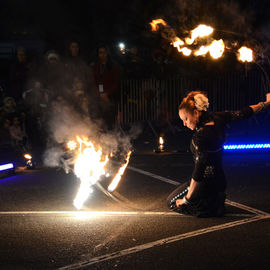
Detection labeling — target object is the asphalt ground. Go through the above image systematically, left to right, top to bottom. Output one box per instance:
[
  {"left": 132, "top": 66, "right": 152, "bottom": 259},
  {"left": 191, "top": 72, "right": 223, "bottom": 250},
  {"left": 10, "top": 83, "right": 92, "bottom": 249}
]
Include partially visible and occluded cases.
[{"left": 0, "top": 145, "right": 269, "bottom": 269}]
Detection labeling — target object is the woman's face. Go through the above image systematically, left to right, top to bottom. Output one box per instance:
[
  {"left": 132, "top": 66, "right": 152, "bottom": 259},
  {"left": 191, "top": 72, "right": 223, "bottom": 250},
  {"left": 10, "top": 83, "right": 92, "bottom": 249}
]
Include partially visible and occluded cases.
[
  {"left": 70, "top": 42, "right": 79, "bottom": 57},
  {"left": 98, "top": 47, "right": 107, "bottom": 63},
  {"left": 179, "top": 109, "right": 200, "bottom": 130}
]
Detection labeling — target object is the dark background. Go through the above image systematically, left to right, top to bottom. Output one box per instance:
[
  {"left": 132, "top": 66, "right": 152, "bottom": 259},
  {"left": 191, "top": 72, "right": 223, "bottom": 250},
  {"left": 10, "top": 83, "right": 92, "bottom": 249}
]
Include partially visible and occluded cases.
[{"left": 1, "top": 0, "right": 270, "bottom": 56}]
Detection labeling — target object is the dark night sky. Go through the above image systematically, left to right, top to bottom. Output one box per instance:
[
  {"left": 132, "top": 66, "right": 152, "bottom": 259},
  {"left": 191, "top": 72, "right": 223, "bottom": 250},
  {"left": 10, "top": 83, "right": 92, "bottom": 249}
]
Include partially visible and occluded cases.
[{"left": 1, "top": 0, "right": 270, "bottom": 55}]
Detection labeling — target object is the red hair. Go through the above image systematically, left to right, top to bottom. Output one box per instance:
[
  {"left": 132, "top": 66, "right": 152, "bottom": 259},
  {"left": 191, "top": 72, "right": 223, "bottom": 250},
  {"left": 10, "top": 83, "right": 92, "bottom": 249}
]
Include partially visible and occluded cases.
[{"left": 179, "top": 91, "right": 207, "bottom": 114}]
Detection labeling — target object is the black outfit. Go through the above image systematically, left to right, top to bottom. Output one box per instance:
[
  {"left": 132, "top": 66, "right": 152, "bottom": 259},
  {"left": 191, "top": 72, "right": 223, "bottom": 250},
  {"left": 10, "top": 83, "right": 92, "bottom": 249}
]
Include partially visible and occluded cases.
[{"left": 167, "top": 107, "right": 254, "bottom": 217}]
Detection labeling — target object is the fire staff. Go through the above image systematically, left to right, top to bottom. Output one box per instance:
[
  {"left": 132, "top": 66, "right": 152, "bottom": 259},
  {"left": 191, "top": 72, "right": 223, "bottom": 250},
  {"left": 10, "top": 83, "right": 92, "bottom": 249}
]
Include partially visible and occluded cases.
[{"left": 167, "top": 91, "right": 270, "bottom": 217}]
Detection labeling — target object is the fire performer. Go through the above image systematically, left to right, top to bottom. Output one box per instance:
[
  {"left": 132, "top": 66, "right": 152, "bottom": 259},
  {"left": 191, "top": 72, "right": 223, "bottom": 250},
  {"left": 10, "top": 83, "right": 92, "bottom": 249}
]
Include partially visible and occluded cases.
[{"left": 167, "top": 91, "right": 270, "bottom": 217}]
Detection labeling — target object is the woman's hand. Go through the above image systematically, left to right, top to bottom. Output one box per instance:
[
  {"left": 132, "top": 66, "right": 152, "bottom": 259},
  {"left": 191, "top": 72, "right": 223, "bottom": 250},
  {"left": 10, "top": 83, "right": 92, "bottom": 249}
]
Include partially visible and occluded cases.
[
  {"left": 266, "top": 93, "right": 270, "bottom": 103},
  {"left": 175, "top": 198, "right": 185, "bottom": 208}
]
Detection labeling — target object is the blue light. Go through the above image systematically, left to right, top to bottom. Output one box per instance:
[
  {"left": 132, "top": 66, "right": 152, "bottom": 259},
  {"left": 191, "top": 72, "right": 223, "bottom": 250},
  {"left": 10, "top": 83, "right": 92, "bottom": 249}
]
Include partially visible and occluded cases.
[
  {"left": 223, "top": 143, "right": 270, "bottom": 151},
  {"left": 0, "top": 163, "right": 14, "bottom": 171}
]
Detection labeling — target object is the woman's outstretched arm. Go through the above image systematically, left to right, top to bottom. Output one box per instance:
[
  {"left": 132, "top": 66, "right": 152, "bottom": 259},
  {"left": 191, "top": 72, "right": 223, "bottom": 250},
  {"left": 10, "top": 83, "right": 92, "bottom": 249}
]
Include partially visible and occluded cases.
[{"left": 249, "top": 93, "right": 270, "bottom": 113}]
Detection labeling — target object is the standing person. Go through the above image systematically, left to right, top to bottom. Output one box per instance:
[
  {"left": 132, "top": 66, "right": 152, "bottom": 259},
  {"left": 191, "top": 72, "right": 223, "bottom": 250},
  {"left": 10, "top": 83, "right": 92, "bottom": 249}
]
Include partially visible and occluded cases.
[
  {"left": 64, "top": 40, "right": 90, "bottom": 89},
  {"left": 90, "top": 45, "right": 120, "bottom": 130},
  {"left": 9, "top": 47, "right": 34, "bottom": 102},
  {"left": 40, "top": 50, "right": 64, "bottom": 98},
  {"left": 167, "top": 91, "right": 270, "bottom": 217}
]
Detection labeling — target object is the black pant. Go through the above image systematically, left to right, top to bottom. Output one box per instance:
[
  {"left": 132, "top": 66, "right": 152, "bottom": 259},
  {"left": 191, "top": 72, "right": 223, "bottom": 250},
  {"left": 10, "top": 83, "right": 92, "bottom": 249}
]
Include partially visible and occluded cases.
[{"left": 167, "top": 181, "right": 226, "bottom": 217}]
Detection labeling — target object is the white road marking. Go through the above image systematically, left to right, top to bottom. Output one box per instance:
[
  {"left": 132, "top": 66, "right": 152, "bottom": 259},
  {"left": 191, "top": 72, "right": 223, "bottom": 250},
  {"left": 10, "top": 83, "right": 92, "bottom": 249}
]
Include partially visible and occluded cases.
[
  {"left": 128, "top": 166, "right": 180, "bottom": 186},
  {"left": 225, "top": 200, "right": 269, "bottom": 215},
  {"left": 0, "top": 211, "right": 252, "bottom": 218},
  {"left": 0, "top": 211, "right": 179, "bottom": 217},
  {"left": 58, "top": 214, "right": 270, "bottom": 269}
]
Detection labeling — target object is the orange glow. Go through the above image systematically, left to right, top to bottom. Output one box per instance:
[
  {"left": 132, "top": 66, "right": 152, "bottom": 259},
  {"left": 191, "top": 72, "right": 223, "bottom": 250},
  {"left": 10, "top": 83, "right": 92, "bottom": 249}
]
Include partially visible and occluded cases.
[
  {"left": 150, "top": 19, "right": 167, "bottom": 31},
  {"left": 185, "top": 24, "right": 213, "bottom": 45},
  {"left": 172, "top": 37, "right": 185, "bottom": 52},
  {"left": 209, "top": 39, "right": 225, "bottom": 59},
  {"left": 194, "top": 45, "right": 209, "bottom": 56},
  {"left": 238, "top": 46, "right": 253, "bottom": 62},
  {"left": 181, "top": 47, "right": 192, "bottom": 56},
  {"left": 73, "top": 137, "right": 109, "bottom": 210},
  {"left": 67, "top": 140, "right": 77, "bottom": 151},
  {"left": 108, "top": 151, "right": 132, "bottom": 192},
  {"left": 24, "top": 154, "right": 32, "bottom": 159}
]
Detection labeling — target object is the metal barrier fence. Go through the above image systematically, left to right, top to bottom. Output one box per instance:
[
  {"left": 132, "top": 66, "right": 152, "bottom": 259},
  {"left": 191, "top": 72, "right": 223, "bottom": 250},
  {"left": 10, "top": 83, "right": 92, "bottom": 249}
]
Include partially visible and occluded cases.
[{"left": 120, "top": 70, "right": 268, "bottom": 124}]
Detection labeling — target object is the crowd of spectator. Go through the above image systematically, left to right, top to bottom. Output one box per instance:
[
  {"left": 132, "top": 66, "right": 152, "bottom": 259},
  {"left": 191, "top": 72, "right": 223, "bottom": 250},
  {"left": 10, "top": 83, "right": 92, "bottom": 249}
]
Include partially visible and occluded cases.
[
  {"left": 0, "top": 37, "right": 237, "bottom": 157},
  {"left": 0, "top": 41, "right": 130, "bottom": 155}
]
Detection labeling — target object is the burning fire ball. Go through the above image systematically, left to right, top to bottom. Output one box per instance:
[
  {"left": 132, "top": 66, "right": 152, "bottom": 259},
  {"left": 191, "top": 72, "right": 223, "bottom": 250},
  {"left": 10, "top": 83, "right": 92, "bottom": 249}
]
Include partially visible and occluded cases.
[{"left": 66, "top": 136, "right": 132, "bottom": 210}]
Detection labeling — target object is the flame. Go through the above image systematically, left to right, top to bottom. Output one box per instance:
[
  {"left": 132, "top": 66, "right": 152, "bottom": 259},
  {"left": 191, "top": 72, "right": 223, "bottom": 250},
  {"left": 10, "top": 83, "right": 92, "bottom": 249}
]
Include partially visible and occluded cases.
[
  {"left": 150, "top": 19, "right": 167, "bottom": 31},
  {"left": 185, "top": 24, "right": 214, "bottom": 45},
  {"left": 172, "top": 37, "right": 185, "bottom": 52},
  {"left": 209, "top": 39, "right": 225, "bottom": 59},
  {"left": 194, "top": 45, "right": 209, "bottom": 56},
  {"left": 238, "top": 46, "right": 253, "bottom": 62},
  {"left": 181, "top": 47, "right": 192, "bottom": 56},
  {"left": 73, "top": 137, "right": 109, "bottom": 209},
  {"left": 159, "top": 137, "right": 164, "bottom": 145},
  {"left": 67, "top": 140, "right": 77, "bottom": 151},
  {"left": 108, "top": 151, "right": 132, "bottom": 192},
  {"left": 24, "top": 154, "right": 32, "bottom": 159}
]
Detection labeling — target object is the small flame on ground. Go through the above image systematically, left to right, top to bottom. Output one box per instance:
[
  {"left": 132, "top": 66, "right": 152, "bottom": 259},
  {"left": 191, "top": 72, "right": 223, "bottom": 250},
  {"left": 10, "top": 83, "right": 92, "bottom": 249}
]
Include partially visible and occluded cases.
[
  {"left": 150, "top": 19, "right": 167, "bottom": 31},
  {"left": 185, "top": 24, "right": 214, "bottom": 45},
  {"left": 238, "top": 46, "right": 253, "bottom": 62},
  {"left": 159, "top": 136, "right": 164, "bottom": 151},
  {"left": 108, "top": 151, "right": 132, "bottom": 192},
  {"left": 24, "top": 154, "right": 32, "bottom": 159}
]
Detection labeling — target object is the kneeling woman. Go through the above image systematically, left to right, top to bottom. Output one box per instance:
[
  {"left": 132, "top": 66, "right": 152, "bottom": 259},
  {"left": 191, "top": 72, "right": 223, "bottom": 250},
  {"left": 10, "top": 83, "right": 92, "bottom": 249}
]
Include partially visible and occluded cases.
[{"left": 167, "top": 91, "right": 270, "bottom": 217}]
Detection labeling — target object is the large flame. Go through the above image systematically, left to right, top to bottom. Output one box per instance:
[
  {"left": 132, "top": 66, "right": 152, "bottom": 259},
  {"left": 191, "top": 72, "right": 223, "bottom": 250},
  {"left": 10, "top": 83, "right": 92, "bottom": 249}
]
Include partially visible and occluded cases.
[
  {"left": 150, "top": 19, "right": 167, "bottom": 31},
  {"left": 150, "top": 19, "right": 254, "bottom": 62},
  {"left": 185, "top": 24, "right": 214, "bottom": 45},
  {"left": 238, "top": 46, "right": 253, "bottom": 62},
  {"left": 73, "top": 137, "right": 109, "bottom": 209},
  {"left": 108, "top": 151, "right": 132, "bottom": 192}
]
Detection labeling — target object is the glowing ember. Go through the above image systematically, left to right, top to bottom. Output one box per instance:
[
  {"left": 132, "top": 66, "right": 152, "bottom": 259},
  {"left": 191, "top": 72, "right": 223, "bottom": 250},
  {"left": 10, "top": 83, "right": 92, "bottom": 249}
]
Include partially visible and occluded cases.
[
  {"left": 150, "top": 19, "right": 167, "bottom": 31},
  {"left": 185, "top": 24, "right": 214, "bottom": 45},
  {"left": 172, "top": 37, "right": 185, "bottom": 52},
  {"left": 209, "top": 39, "right": 225, "bottom": 59},
  {"left": 194, "top": 45, "right": 209, "bottom": 56},
  {"left": 238, "top": 46, "right": 253, "bottom": 62},
  {"left": 181, "top": 47, "right": 192, "bottom": 56},
  {"left": 73, "top": 137, "right": 109, "bottom": 209},
  {"left": 67, "top": 140, "right": 77, "bottom": 151},
  {"left": 108, "top": 151, "right": 132, "bottom": 192},
  {"left": 24, "top": 154, "right": 32, "bottom": 159}
]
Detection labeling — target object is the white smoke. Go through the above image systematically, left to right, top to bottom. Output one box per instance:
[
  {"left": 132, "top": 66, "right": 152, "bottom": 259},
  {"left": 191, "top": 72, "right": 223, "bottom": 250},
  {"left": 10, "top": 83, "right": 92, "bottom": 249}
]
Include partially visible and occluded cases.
[{"left": 43, "top": 100, "right": 142, "bottom": 170}]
